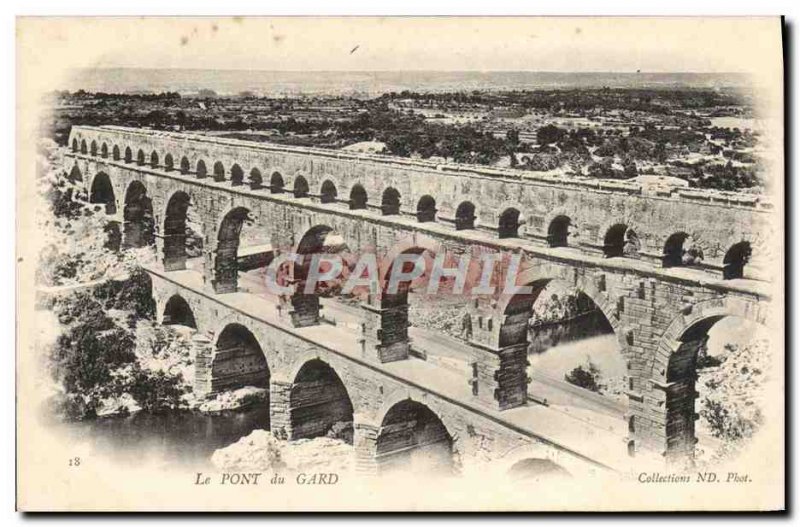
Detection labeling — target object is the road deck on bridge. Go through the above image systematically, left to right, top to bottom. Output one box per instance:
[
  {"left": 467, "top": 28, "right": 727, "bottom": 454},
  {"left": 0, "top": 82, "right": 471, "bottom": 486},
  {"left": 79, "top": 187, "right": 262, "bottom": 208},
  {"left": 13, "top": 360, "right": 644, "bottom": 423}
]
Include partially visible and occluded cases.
[{"left": 149, "top": 263, "right": 666, "bottom": 472}]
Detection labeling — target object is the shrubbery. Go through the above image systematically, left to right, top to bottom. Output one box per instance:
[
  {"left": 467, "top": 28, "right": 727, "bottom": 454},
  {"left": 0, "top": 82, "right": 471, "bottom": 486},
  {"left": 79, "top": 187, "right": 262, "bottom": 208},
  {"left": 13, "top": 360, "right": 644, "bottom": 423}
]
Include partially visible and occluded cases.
[{"left": 564, "top": 360, "right": 602, "bottom": 393}]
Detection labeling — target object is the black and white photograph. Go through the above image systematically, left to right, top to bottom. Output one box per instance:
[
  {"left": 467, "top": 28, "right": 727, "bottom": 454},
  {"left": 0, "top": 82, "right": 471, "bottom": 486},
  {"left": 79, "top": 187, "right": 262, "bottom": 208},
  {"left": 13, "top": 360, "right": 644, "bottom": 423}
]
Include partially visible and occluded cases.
[{"left": 14, "top": 15, "right": 786, "bottom": 512}]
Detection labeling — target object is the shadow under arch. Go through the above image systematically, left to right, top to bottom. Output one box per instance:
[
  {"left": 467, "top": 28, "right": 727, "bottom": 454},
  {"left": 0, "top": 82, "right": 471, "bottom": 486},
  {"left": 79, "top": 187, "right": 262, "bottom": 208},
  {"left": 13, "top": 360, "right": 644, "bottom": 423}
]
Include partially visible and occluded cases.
[
  {"left": 89, "top": 172, "right": 116, "bottom": 214},
  {"left": 122, "top": 180, "right": 154, "bottom": 248},
  {"left": 212, "top": 206, "right": 252, "bottom": 294},
  {"left": 161, "top": 294, "right": 197, "bottom": 329},
  {"left": 211, "top": 322, "right": 270, "bottom": 394},
  {"left": 287, "top": 358, "right": 354, "bottom": 442},
  {"left": 375, "top": 398, "right": 455, "bottom": 477}
]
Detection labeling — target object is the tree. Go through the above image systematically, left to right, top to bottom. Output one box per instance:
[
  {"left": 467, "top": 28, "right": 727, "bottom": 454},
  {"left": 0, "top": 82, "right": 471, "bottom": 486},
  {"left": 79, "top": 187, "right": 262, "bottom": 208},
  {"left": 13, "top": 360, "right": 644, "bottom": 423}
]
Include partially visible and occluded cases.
[
  {"left": 536, "top": 124, "right": 566, "bottom": 146},
  {"left": 564, "top": 359, "right": 602, "bottom": 393}
]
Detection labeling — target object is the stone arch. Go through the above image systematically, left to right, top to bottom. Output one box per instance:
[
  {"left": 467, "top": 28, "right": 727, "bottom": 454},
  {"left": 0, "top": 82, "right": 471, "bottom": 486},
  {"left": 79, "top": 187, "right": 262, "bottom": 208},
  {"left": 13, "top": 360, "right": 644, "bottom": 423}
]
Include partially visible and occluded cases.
[
  {"left": 71, "top": 138, "right": 78, "bottom": 152},
  {"left": 80, "top": 139, "right": 87, "bottom": 154},
  {"left": 90, "top": 140, "right": 97, "bottom": 156},
  {"left": 100, "top": 142, "right": 109, "bottom": 158},
  {"left": 112, "top": 145, "right": 121, "bottom": 161},
  {"left": 124, "top": 146, "right": 132, "bottom": 163},
  {"left": 136, "top": 149, "right": 146, "bottom": 166},
  {"left": 150, "top": 150, "right": 159, "bottom": 168},
  {"left": 164, "top": 153, "right": 174, "bottom": 171},
  {"left": 179, "top": 156, "right": 190, "bottom": 175},
  {"left": 196, "top": 159, "right": 208, "bottom": 179},
  {"left": 213, "top": 161, "right": 225, "bottom": 181},
  {"left": 67, "top": 164, "right": 83, "bottom": 183},
  {"left": 231, "top": 164, "right": 244, "bottom": 186},
  {"left": 249, "top": 168, "right": 263, "bottom": 189},
  {"left": 270, "top": 171, "right": 285, "bottom": 193},
  {"left": 89, "top": 172, "right": 117, "bottom": 215},
  {"left": 293, "top": 175, "right": 310, "bottom": 198},
  {"left": 320, "top": 179, "right": 338, "bottom": 204},
  {"left": 122, "top": 180, "right": 155, "bottom": 248},
  {"left": 349, "top": 184, "right": 368, "bottom": 210},
  {"left": 381, "top": 187, "right": 401, "bottom": 215},
  {"left": 162, "top": 191, "right": 192, "bottom": 271},
  {"left": 416, "top": 195, "right": 436, "bottom": 223},
  {"left": 455, "top": 201, "right": 477, "bottom": 230},
  {"left": 212, "top": 206, "right": 252, "bottom": 294},
  {"left": 498, "top": 207, "right": 523, "bottom": 239},
  {"left": 547, "top": 215, "right": 572, "bottom": 248},
  {"left": 603, "top": 223, "right": 639, "bottom": 258},
  {"left": 289, "top": 224, "right": 349, "bottom": 327},
  {"left": 662, "top": 231, "right": 705, "bottom": 268},
  {"left": 375, "top": 235, "right": 442, "bottom": 361},
  {"left": 723, "top": 241, "right": 752, "bottom": 280},
  {"left": 488, "top": 263, "right": 625, "bottom": 411},
  {"left": 495, "top": 264, "right": 622, "bottom": 348},
  {"left": 161, "top": 294, "right": 197, "bottom": 329},
  {"left": 648, "top": 295, "right": 769, "bottom": 460},
  {"left": 210, "top": 322, "right": 270, "bottom": 394},
  {"left": 288, "top": 358, "right": 355, "bottom": 442},
  {"left": 375, "top": 397, "right": 456, "bottom": 476},
  {"left": 493, "top": 443, "right": 587, "bottom": 480},
  {"left": 507, "top": 458, "right": 571, "bottom": 481}
]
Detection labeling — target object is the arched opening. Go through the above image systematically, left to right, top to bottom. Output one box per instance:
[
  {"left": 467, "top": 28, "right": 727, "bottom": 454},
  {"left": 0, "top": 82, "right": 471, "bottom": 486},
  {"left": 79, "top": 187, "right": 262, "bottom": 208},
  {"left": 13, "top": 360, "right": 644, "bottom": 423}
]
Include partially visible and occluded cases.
[
  {"left": 71, "top": 138, "right": 78, "bottom": 152},
  {"left": 80, "top": 140, "right": 87, "bottom": 154},
  {"left": 90, "top": 140, "right": 97, "bottom": 156},
  {"left": 101, "top": 143, "right": 109, "bottom": 158},
  {"left": 113, "top": 145, "right": 121, "bottom": 161},
  {"left": 124, "top": 147, "right": 132, "bottom": 163},
  {"left": 136, "top": 149, "right": 146, "bottom": 166},
  {"left": 150, "top": 151, "right": 159, "bottom": 168},
  {"left": 164, "top": 153, "right": 174, "bottom": 171},
  {"left": 180, "top": 156, "right": 190, "bottom": 175},
  {"left": 196, "top": 160, "right": 207, "bottom": 179},
  {"left": 213, "top": 161, "right": 225, "bottom": 182},
  {"left": 231, "top": 164, "right": 244, "bottom": 186},
  {"left": 67, "top": 165, "right": 83, "bottom": 183},
  {"left": 249, "top": 168, "right": 262, "bottom": 189},
  {"left": 89, "top": 172, "right": 116, "bottom": 215},
  {"left": 270, "top": 172, "right": 284, "bottom": 194},
  {"left": 293, "top": 175, "right": 310, "bottom": 198},
  {"left": 320, "top": 180, "right": 337, "bottom": 204},
  {"left": 122, "top": 181, "right": 155, "bottom": 248},
  {"left": 349, "top": 184, "right": 368, "bottom": 210},
  {"left": 381, "top": 187, "right": 401, "bottom": 215},
  {"left": 163, "top": 191, "right": 191, "bottom": 271},
  {"left": 416, "top": 195, "right": 436, "bottom": 223},
  {"left": 455, "top": 201, "right": 476, "bottom": 230},
  {"left": 213, "top": 207, "right": 251, "bottom": 294},
  {"left": 498, "top": 208, "right": 522, "bottom": 239},
  {"left": 547, "top": 216, "right": 571, "bottom": 248},
  {"left": 603, "top": 224, "right": 639, "bottom": 258},
  {"left": 289, "top": 225, "right": 349, "bottom": 327},
  {"left": 662, "top": 232, "right": 704, "bottom": 268},
  {"left": 723, "top": 241, "right": 752, "bottom": 280},
  {"left": 378, "top": 247, "right": 436, "bottom": 361},
  {"left": 497, "top": 278, "right": 622, "bottom": 415},
  {"left": 162, "top": 294, "right": 197, "bottom": 329},
  {"left": 663, "top": 315, "right": 769, "bottom": 462},
  {"left": 212, "top": 323, "right": 270, "bottom": 394},
  {"left": 288, "top": 359, "right": 354, "bottom": 442},
  {"left": 376, "top": 400, "right": 454, "bottom": 476},
  {"left": 507, "top": 458, "right": 571, "bottom": 481}
]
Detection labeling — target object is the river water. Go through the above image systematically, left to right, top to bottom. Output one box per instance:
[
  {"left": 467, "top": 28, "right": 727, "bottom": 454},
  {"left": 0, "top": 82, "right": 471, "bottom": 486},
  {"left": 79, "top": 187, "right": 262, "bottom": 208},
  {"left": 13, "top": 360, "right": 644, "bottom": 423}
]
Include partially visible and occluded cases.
[{"left": 49, "top": 405, "right": 270, "bottom": 470}]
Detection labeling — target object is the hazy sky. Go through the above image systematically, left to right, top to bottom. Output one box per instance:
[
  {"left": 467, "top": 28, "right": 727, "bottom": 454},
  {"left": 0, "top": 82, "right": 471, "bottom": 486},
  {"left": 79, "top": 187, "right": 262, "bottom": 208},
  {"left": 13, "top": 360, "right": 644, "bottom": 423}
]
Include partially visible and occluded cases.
[{"left": 19, "top": 17, "right": 782, "bottom": 73}]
